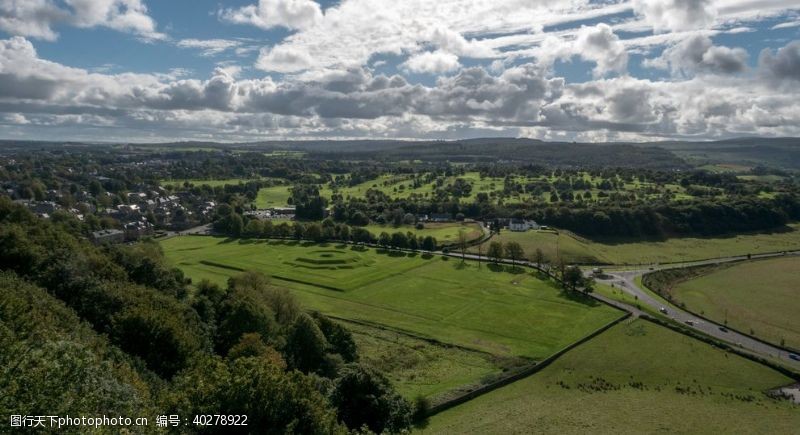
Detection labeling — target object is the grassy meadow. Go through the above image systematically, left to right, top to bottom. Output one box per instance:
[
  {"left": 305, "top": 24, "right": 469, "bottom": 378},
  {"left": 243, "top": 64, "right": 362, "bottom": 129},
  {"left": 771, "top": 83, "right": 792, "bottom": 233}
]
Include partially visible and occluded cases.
[
  {"left": 473, "top": 224, "right": 800, "bottom": 265},
  {"left": 161, "top": 236, "right": 622, "bottom": 362},
  {"left": 672, "top": 256, "right": 800, "bottom": 350},
  {"left": 424, "top": 319, "right": 799, "bottom": 434},
  {"left": 347, "top": 321, "right": 519, "bottom": 401}
]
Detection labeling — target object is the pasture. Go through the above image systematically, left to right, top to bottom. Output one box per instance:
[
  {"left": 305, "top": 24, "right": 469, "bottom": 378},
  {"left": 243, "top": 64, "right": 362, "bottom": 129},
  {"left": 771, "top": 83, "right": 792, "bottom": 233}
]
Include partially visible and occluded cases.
[
  {"left": 475, "top": 224, "right": 800, "bottom": 265},
  {"left": 161, "top": 236, "right": 622, "bottom": 361},
  {"left": 671, "top": 256, "right": 800, "bottom": 350},
  {"left": 425, "top": 319, "right": 799, "bottom": 434}
]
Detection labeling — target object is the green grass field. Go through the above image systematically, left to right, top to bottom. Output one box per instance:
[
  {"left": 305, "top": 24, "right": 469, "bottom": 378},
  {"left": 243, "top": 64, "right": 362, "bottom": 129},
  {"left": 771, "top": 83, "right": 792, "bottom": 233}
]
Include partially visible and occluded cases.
[
  {"left": 255, "top": 185, "right": 292, "bottom": 208},
  {"left": 363, "top": 222, "right": 483, "bottom": 244},
  {"left": 473, "top": 224, "right": 800, "bottom": 265},
  {"left": 162, "top": 236, "right": 622, "bottom": 361},
  {"left": 672, "top": 256, "right": 800, "bottom": 350},
  {"left": 425, "top": 319, "right": 799, "bottom": 434},
  {"left": 347, "top": 321, "right": 517, "bottom": 401}
]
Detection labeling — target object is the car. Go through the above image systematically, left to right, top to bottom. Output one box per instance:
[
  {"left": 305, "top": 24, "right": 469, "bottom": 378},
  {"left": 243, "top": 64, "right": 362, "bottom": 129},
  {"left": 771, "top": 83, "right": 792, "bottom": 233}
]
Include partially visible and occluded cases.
[
  {"left": 659, "top": 307, "right": 668, "bottom": 314},
  {"left": 685, "top": 320, "right": 695, "bottom": 326},
  {"left": 719, "top": 326, "right": 728, "bottom": 332},
  {"left": 789, "top": 353, "right": 800, "bottom": 361}
]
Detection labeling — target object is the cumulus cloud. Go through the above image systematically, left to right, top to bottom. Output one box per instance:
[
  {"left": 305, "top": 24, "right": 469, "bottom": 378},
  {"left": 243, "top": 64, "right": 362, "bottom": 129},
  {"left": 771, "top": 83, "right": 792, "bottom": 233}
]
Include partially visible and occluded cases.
[
  {"left": 0, "top": 0, "right": 163, "bottom": 41},
  {"left": 220, "top": 0, "right": 323, "bottom": 31},
  {"left": 633, "top": 0, "right": 717, "bottom": 33},
  {"left": 574, "top": 24, "right": 629, "bottom": 77},
  {"left": 428, "top": 27, "right": 495, "bottom": 58},
  {"left": 2, "top": 35, "right": 800, "bottom": 141},
  {"left": 645, "top": 35, "right": 748, "bottom": 76},
  {"left": 759, "top": 41, "right": 800, "bottom": 84},
  {"left": 401, "top": 50, "right": 461, "bottom": 74}
]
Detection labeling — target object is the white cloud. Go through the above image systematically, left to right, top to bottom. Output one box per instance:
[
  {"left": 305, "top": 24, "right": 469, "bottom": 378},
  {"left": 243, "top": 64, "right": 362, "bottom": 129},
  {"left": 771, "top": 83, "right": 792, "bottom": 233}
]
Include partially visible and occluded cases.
[
  {"left": 0, "top": 0, "right": 164, "bottom": 41},
  {"left": 220, "top": 0, "right": 323, "bottom": 31},
  {"left": 632, "top": 0, "right": 717, "bottom": 33},
  {"left": 574, "top": 24, "right": 629, "bottom": 77},
  {"left": 2, "top": 32, "right": 800, "bottom": 141},
  {"left": 645, "top": 35, "right": 748, "bottom": 75},
  {"left": 177, "top": 39, "right": 243, "bottom": 57},
  {"left": 255, "top": 45, "right": 315, "bottom": 73},
  {"left": 401, "top": 50, "right": 461, "bottom": 74}
]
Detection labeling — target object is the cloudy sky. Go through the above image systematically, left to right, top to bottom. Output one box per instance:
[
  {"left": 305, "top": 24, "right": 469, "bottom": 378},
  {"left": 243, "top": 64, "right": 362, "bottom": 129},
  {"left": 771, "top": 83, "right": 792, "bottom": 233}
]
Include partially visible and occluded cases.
[{"left": 0, "top": 0, "right": 799, "bottom": 142}]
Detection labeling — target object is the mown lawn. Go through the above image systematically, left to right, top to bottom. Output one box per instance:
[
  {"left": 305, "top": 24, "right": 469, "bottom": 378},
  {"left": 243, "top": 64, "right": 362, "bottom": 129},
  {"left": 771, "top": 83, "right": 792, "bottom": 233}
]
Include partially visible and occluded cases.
[
  {"left": 474, "top": 224, "right": 800, "bottom": 265},
  {"left": 161, "top": 236, "right": 622, "bottom": 360},
  {"left": 672, "top": 256, "right": 800, "bottom": 350},
  {"left": 424, "top": 319, "right": 799, "bottom": 434}
]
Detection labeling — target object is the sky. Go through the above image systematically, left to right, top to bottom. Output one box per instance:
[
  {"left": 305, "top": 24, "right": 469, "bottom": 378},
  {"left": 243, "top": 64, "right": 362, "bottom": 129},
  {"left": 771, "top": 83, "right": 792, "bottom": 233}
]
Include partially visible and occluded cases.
[{"left": 0, "top": 0, "right": 799, "bottom": 143}]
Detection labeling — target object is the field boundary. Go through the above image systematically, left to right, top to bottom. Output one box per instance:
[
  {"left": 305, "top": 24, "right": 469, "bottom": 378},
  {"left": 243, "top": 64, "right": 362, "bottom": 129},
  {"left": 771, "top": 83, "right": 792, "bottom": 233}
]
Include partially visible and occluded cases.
[
  {"left": 198, "top": 260, "right": 245, "bottom": 272},
  {"left": 641, "top": 266, "right": 800, "bottom": 355},
  {"left": 271, "top": 275, "right": 345, "bottom": 292},
  {"left": 425, "top": 312, "right": 631, "bottom": 417},
  {"left": 328, "top": 315, "right": 501, "bottom": 358}
]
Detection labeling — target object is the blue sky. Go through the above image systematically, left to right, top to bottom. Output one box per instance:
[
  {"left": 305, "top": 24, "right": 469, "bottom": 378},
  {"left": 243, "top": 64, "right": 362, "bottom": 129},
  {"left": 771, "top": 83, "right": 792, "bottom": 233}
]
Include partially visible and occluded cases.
[{"left": 0, "top": 0, "right": 799, "bottom": 142}]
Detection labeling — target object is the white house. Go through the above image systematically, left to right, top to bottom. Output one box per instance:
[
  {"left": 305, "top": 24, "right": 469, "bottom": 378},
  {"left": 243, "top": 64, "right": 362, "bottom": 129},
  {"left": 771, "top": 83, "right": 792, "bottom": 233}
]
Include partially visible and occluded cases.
[{"left": 509, "top": 218, "right": 539, "bottom": 232}]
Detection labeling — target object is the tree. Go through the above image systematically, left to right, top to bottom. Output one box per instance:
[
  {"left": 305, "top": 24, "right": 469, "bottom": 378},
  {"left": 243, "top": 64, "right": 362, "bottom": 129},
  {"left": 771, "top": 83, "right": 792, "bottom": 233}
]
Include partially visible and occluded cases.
[
  {"left": 244, "top": 219, "right": 263, "bottom": 238},
  {"left": 304, "top": 222, "right": 323, "bottom": 242},
  {"left": 457, "top": 229, "right": 468, "bottom": 263},
  {"left": 378, "top": 232, "right": 391, "bottom": 248},
  {"left": 390, "top": 232, "right": 408, "bottom": 249},
  {"left": 421, "top": 236, "right": 437, "bottom": 251},
  {"left": 487, "top": 241, "right": 503, "bottom": 263},
  {"left": 504, "top": 241, "right": 524, "bottom": 268},
  {"left": 534, "top": 248, "right": 546, "bottom": 270},
  {"left": 563, "top": 266, "right": 584, "bottom": 291},
  {"left": 284, "top": 313, "right": 328, "bottom": 374},
  {"left": 167, "top": 356, "right": 343, "bottom": 434},
  {"left": 330, "top": 364, "right": 413, "bottom": 434}
]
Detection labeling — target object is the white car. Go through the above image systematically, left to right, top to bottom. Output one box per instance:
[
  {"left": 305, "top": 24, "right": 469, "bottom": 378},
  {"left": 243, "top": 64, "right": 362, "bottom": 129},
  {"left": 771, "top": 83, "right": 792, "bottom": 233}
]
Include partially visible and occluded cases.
[{"left": 659, "top": 307, "right": 668, "bottom": 314}]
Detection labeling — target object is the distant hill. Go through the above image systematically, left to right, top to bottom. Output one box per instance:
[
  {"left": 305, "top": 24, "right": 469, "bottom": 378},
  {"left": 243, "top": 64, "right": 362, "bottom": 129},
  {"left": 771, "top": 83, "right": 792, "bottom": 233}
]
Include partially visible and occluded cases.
[
  {"left": 3, "top": 136, "right": 800, "bottom": 170},
  {"left": 651, "top": 137, "right": 800, "bottom": 170}
]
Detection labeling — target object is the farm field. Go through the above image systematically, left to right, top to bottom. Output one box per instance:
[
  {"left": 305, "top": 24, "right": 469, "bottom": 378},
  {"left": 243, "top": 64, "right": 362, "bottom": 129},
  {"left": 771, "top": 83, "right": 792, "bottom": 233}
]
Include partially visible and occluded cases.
[
  {"left": 363, "top": 222, "right": 484, "bottom": 244},
  {"left": 474, "top": 224, "right": 800, "bottom": 265},
  {"left": 161, "top": 236, "right": 622, "bottom": 362},
  {"left": 671, "top": 256, "right": 800, "bottom": 350},
  {"left": 425, "top": 319, "right": 799, "bottom": 434}
]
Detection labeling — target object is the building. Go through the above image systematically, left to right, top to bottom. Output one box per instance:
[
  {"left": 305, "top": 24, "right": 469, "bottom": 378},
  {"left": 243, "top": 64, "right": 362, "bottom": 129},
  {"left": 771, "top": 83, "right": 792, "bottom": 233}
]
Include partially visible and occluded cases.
[
  {"left": 427, "top": 213, "right": 452, "bottom": 222},
  {"left": 508, "top": 218, "right": 540, "bottom": 232},
  {"left": 124, "top": 221, "right": 154, "bottom": 241},
  {"left": 91, "top": 229, "right": 125, "bottom": 244}
]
